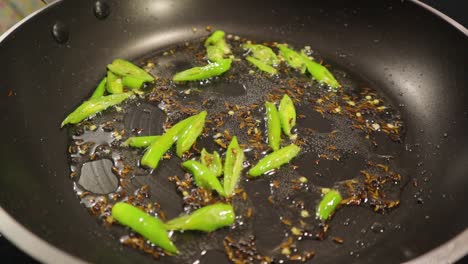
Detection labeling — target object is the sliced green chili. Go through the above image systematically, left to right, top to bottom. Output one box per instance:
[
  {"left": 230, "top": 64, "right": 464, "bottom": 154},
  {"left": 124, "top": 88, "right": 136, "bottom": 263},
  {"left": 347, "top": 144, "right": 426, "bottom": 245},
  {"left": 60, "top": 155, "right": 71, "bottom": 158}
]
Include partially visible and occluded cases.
[
  {"left": 205, "top": 30, "right": 231, "bottom": 62},
  {"left": 205, "top": 30, "right": 226, "bottom": 46},
  {"left": 242, "top": 44, "right": 278, "bottom": 65},
  {"left": 277, "top": 44, "right": 306, "bottom": 73},
  {"left": 206, "top": 45, "right": 225, "bottom": 62},
  {"left": 278, "top": 45, "right": 340, "bottom": 88},
  {"left": 300, "top": 51, "right": 340, "bottom": 89},
  {"left": 246, "top": 56, "right": 277, "bottom": 74},
  {"left": 173, "top": 58, "right": 232, "bottom": 82},
  {"left": 107, "top": 59, "right": 154, "bottom": 82},
  {"left": 106, "top": 71, "right": 123, "bottom": 94},
  {"left": 122, "top": 76, "right": 145, "bottom": 90},
  {"left": 90, "top": 77, "right": 107, "bottom": 100},
  {"left": 61, "top": 92, "right": 132, "bottom": 127},
  {"left": 278, "top": 94, "right": 296, "bottom": 137},
  {"left": 265, "top": 102, "right": 281, "bottom": 151},
  {"left": 176, "top": 111, "right": 207, "bottom": 157},
  {"left": 140, "top": 115, "right": 197, "bottom": 169},
  {"left": 123, "top": 135, "right": 159, "bottom": 148},
  {"left": 223, "top": 136, "right": 245, "bottom": 197},
  {"left": 249, "top": 144, "right": 301, "bottom": 177},
  {"left": 201, "top": 148, "right": 223, "bottom": 177},
  {"left": 182, "top": 160, "right": 226, "bottom": 196},
  {"left": 316, "top": 189, "right": 342, "bottom": 221},
  {"left": 111, "top": 202, "right": 178, "bottom": 254},
  {"left": 165, "top": 203, "right": 234, "bottom": 232}
]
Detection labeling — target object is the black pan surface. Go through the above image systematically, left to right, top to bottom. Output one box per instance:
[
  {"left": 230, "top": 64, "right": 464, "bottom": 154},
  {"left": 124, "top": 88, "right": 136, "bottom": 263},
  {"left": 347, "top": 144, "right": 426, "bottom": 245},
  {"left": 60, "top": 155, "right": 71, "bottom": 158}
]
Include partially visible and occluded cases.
[{"left": 0, "top": 0, "right": 467, "bottom": 263}]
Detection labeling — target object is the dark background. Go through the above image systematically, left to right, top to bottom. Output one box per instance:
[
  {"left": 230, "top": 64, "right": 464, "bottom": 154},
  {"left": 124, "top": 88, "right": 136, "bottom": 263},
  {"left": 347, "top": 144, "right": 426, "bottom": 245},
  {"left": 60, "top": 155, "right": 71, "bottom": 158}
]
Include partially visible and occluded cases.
[{"left": 0, "top": 0, "right": 466, "bottom": 263}]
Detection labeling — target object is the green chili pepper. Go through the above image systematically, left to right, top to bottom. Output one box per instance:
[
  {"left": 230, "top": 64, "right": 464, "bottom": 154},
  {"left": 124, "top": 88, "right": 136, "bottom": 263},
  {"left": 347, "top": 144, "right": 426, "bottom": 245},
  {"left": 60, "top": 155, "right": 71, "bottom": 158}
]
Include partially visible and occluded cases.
[
  {"left": 205, "top": 30, "right": 231, "bottom": 62},
  {"left": 205, "top": 30, "right": 226, "bottom": 46},
  {"left": 242, "top": 44, "right": 278, "bottom": 65},
  {"left": 277, "top": 44, "right": 306, "bottom": 73},
  {"left": 206, "top": 45, "right": 226, "bottom": 62},
  {"left": 300, "top": 51, "right": 340, "bottom": 89},
  {"left": 246, "top": 56, "right": 277, "bottom": 74},
  {"left": 107, "top": 59, "right": 154, "bottom": 82},
  {"left": 173, "top": 59, "right": 232, "bottom": 82},
  {"left": 106, "top": 71, "right": 123, "bottom": 94},
  {"left": 122, "top": 76, "right": 146, "bottom": 90},
  {"left": 90, "top": 77, "right": 107, "bottom": 100},
  {"left": 61, "top": 92, "right": 132, "bottom": 127},
  {"left": 278, "top": 94, "right": 296, "bottom": 137},
  {"left": 265, "top": 102, "right": 281, "bottom": 151},
  {"left": 176, "top": 111, "right": 207, "bottom": 157},
  {"left": 140, "top": 115, "right": 198, "bottom": 169},
  {"left": 123, "top": 135, "right": 160, "bottom": 148},
  {"left": 223, "top": 136, "right": 245, "bottom": 197},
  {"left": 249, "top": 144, "right": 301, "bottom": 177},
  {"left": 201, "top": 148, "right": 223, "bottom": 177},
  {"left": 182, "top": 160, "right": 226, "bottom": 196},
  {"left": 316, "top": 189, "right": 342, "bottom": 221},
  {"left": 111, "top": 202, "right": 178, "bottom": 254},
  {"left": 165, "top": 203, "right": 234, "bottom": 232}
]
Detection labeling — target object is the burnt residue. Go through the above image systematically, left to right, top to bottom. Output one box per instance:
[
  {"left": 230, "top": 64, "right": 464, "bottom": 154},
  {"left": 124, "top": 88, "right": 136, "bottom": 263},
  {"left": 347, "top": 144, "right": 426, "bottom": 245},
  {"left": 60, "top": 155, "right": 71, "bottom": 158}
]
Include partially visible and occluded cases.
[{"left": 66, "top": 34, "right": 413, "bottom": 263}]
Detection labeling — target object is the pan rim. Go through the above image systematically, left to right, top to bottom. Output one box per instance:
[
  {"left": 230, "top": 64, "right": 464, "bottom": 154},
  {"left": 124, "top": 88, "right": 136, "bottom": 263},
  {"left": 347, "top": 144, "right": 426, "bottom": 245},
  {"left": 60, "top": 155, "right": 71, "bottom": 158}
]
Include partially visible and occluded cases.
[
  {"left": 0, "top": 0, "right": 466, "bottom": 263},
  {"left": 410, "top": 0, "right": 468, "bottom": 35},
  {"left": 0, "top": 2, "right": 84, "bottom": 262},
  {"left": 0, "top": 207, "right": 85, "bottom": 264}
]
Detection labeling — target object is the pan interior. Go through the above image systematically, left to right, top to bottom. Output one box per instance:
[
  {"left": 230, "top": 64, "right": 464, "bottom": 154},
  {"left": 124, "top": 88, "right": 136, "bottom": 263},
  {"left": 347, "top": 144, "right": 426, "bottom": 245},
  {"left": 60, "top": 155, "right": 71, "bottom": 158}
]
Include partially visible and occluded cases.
[{"left": 67, "top": 37, "right": 413, "bottom": 263}]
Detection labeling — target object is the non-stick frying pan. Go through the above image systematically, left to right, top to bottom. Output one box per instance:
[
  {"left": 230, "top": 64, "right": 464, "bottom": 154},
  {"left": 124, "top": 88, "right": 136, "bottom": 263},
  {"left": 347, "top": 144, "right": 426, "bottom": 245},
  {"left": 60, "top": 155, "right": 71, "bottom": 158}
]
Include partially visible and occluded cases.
[{"left": 0, "top": 0, "right": 467, "bottom": 263}]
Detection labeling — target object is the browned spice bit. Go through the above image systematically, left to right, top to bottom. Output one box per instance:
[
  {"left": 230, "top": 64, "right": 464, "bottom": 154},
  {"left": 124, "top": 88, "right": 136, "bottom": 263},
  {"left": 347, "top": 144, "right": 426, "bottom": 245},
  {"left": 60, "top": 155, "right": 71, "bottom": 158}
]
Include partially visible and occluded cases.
[
  {"left": 206, "top": 25, "right": 213, "bottom": 31},
  {"left": 7, "top": 90, "right": 14, "bottom": 97},
  {"left": 202, "top": 99, "right": 210, "bottom": 106},
  {"left": 314, "top": 106, "right": 325, "bottom": 116},
  {"left": 223, "top": 130, "right": 232, "bottom": 141},
  {"left": 215, "top": 138, "right": 227, "bottom": 149},
  {"left": 191, "top": 141, "right": 201, "bottom": 153},
  {"left": 326, "top": 145, "right": 337, "bottom": 150},
  {"left": 89, "top": 153, "right": 97, "bottom": 160},
  {"left": 318, "top": 154, "right": 330, "bottom": 160},
  {"left": 376, "top": 163, "right": 389, "bottom": 172},
  {"left": 111, "top": 166, "right": 121, "bottom": 176},
  {"left": 271, "top": 180, "right": 279, "bottom": 189},
  {"left": 291, "top": 185, "right": 301, "bottom": 191},
  {"left": 234, "top": 188, "right": 244, "bottom": 195},
  {"left": 242, "top": 191, "right": 248, "bottom": 201},
  {"left": 268, "top": 195, "right": 274, "bottom": 204},
  {"left": 246, "top": 207, "right": 253, "bottom": 218},
  {"left": 158, "top": 211, "right": 167, "bottom": 221},
  {"left": 103, "top": 215, "right": 114, "bottom": 225},
  {"left": 281, "top": 218, "right": 292, "bottom": 226},
  {"left": 121, "top": 235, "right": 163, "bottom": 259},
  {"left": 223, "top": 236, "right": 271, "bottom": 263},
  {"left": 332, "top": 236, "right": 344, "bottom": 244},
  {"left": 280, "top": 237, "right": 294, "bottom": 249},
  {"left": 302, "top": 251, "right": 315, "bottom": 261},
  {"left": 289, "top": 254, "right": 303, "bottom": 261}
]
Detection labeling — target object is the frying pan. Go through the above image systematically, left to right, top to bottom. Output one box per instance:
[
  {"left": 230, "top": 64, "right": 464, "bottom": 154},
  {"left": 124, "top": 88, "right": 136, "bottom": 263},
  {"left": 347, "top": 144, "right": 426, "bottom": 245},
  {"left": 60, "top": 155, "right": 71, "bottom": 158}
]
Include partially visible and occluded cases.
[{"left": 0, "top": 0, "right": 467, "bottom": 263}]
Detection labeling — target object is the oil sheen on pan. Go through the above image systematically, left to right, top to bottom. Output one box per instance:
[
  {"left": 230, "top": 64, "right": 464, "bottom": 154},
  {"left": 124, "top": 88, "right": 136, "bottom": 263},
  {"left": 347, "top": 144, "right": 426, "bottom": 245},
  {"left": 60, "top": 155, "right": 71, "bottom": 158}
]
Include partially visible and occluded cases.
[{"left": 64, "top": 30, "right": 410, "bottom": 263}]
